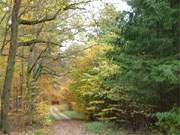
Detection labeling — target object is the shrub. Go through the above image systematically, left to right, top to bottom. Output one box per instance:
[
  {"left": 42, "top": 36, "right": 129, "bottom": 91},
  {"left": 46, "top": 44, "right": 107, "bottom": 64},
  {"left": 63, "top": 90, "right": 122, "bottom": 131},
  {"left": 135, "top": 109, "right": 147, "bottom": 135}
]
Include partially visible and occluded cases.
[
  {"left": 155, "top": 107, "right": 180, "bottom": 135},
  {"left": 63, "top": 111, "right": 86, "bottom": 120},
  {"left": 84, "top": 121, "right": 127, "bottom": 135}
]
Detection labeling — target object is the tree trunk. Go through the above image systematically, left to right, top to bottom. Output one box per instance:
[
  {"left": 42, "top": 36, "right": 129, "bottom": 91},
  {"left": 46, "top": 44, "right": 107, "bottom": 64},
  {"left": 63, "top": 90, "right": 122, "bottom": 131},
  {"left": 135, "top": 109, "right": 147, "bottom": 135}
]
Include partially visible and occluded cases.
[
  {"left": 0, "top": 0, "right": 21, "bottom": 133},
  {"left": 26, "top": 47, "right": 34, "bottom": 125},
  {"left": 19, "top": 51, "right": 24, "bottom": 109}
]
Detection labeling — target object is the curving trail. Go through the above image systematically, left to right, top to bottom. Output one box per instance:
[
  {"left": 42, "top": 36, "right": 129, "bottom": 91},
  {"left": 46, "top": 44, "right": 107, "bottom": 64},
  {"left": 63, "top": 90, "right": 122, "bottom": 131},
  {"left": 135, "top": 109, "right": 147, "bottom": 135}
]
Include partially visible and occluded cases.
[{"left": 50, "top": 106, "right": 70, "bottom": 120}]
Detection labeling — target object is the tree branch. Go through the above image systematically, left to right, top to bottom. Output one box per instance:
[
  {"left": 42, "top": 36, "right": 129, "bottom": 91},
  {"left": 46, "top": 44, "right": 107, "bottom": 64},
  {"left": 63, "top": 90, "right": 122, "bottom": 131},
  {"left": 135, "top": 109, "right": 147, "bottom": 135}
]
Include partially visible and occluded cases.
[
  {"left": 19, "top": 1, "right": 91, "bottom": 25},
  {"left": 0, "top": 12, "right": 8, "bottom": 25},
  {"left": 19, "top": 14, "right": 58, "bottom": 25},
  {"left": 18, "top": 39, "right": 61, "bottom": 47},
  {"left": 61, "top": 45, "right": 94, "bottom": 58},
  {"left": 28, "top": 47, "right": 48, "bottom": 74},
  {"left": 1, "top": 53, "right": 27, "bottom": 59},
  {"left": 41, "top": 66, "right": 70, "bottom": 78}
]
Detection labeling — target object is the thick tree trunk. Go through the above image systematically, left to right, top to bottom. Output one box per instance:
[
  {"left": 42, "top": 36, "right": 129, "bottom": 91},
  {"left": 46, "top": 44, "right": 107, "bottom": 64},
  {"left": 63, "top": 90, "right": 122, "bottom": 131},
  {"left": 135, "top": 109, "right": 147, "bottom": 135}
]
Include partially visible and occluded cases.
[{"left": 0, "top": 0, "right": 21, "bottom": 133}]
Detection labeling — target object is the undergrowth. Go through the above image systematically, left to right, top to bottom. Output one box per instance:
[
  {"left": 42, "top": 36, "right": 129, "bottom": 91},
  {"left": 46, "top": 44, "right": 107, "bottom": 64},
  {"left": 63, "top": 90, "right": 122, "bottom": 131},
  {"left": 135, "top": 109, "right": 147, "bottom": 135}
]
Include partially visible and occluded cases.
[{"left": 84, "top": 121, "right": 127, "bottom": 135}]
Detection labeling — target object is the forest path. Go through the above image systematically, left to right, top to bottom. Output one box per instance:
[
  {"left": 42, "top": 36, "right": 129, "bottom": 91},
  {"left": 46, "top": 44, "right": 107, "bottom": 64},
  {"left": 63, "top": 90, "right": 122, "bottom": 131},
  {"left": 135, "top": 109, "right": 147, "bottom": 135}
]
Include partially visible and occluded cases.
[
  {"left": 50, "top": 106, "right": 96, "bottom": 135},
  {"left": 50, "top": 106, "right": 70, "bottom": 120},
  {"left": 52, "top": 120, "right": 96, "bottom": 135}
]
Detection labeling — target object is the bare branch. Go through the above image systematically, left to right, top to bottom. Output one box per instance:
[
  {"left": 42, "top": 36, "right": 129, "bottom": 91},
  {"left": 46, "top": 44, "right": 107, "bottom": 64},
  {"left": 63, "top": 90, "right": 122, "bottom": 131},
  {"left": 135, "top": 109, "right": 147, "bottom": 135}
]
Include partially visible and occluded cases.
[
  {"left": 0, "top": 12, "right": 8, "bottom": 25},
  {"left": 0, "top": 15, "right": 11, "bottom": 55},
  {"left": 28, "top": 47, "right": 48, "bottom": 74}
]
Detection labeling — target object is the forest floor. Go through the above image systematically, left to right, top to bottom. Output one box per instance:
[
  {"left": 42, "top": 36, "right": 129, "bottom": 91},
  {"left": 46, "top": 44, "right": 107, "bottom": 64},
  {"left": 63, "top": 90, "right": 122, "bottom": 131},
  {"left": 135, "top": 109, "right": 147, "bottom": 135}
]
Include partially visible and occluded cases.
[
  {"left": 0, "top": 106, "right": 153, "bottom": 135},
  {"left": 0, "top": 106, "right": 95, "bottom": 135},
  {"left": 50, "top": 106, "right": 159, "bottom": 135},
  {"left": 50, "top": 106, "right": 143, "bottom": 135}
]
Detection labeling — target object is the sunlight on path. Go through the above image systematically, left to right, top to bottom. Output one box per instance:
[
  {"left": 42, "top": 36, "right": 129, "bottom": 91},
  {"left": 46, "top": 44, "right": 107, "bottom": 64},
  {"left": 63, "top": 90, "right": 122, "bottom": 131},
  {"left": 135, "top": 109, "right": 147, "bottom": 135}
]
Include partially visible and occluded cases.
[{"left": 50, "top": 106, "right": 70, "bottom": 120}]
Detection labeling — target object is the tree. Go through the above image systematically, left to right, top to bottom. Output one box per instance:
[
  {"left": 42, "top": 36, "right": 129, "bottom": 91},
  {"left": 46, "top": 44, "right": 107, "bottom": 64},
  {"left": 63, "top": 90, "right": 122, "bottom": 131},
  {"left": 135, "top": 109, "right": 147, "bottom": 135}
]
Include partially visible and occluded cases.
[
  {"left": 0, "top": 0, "right": 90, "bottom": 132},
  {"left": 0, "top": 0, "right": 21, "bottom": 133},
  {"left": 109, "top": 0, "right": 180, "bottom": 110}
]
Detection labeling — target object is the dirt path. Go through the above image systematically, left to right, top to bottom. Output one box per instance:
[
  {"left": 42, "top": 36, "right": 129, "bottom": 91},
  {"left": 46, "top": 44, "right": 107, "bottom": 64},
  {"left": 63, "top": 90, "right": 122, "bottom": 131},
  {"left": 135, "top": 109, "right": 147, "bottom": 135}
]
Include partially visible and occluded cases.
[
  {"left": 50, "top": 106, "right": 96, "bottom": 135},
  {"left": 52, "top": 120, "right": 96, "bottom": 135}
]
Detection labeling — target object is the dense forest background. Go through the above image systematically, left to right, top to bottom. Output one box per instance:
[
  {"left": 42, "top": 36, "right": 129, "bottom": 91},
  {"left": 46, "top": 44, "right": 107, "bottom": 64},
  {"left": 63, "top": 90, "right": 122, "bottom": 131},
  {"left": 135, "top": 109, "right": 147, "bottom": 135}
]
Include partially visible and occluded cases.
[{"left": 0, "top": 0, "right": 179, "bottom": 135}]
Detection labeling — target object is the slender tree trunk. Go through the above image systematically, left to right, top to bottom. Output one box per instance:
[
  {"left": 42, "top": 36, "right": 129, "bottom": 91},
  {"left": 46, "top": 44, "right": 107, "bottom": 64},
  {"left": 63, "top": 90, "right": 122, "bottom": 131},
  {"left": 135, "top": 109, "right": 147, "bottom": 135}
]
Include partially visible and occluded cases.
[
  {"left": 0, "top": 0, "right": 21, "bottom": 133},
  {"left": 26, "top": 47, "right": 33, "bottom": 125},
  {"left": 19, "top": 50, "right": 24, "bottom": 108},
  {"left": 15, "top": 55, "right": 24, "bottom": 111}
]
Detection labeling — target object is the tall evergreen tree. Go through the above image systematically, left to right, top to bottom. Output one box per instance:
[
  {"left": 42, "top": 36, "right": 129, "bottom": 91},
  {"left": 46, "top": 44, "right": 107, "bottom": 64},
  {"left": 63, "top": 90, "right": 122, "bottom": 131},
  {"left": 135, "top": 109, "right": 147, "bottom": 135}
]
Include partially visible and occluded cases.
[{"left": 108, "top": 0, "right": 180, "bottom": 110}]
